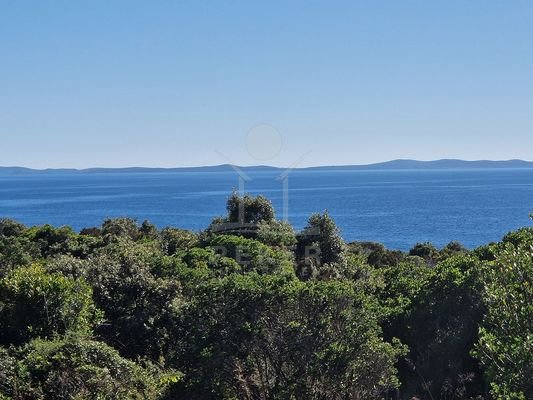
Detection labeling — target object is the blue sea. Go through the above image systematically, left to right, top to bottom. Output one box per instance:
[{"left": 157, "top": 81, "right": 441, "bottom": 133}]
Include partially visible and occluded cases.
[{"left": 1, "top": 169, "right": 532, "bottom": 250}]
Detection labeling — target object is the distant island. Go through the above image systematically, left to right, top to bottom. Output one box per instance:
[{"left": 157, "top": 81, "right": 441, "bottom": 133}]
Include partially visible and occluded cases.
[{"left": 1, "top": 159, "right": 533, "bottom": 175}]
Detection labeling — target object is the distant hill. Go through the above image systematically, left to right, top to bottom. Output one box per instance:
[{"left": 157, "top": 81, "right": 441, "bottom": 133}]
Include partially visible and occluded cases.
[
  {"left": 1, "top": 159, "right": 532, "bottom": 175},
  {"left": 306, "top": 159, "right": 533, "bottom": 170}
]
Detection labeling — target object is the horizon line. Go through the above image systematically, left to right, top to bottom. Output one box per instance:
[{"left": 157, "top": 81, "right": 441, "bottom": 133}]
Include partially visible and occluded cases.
[{"left": 1, "top": 158, "right": 533, "bottom": 172}]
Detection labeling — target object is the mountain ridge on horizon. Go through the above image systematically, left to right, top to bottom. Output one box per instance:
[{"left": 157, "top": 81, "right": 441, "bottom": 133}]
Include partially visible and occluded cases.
[{"left": 1, "top": 159, "right": 533, "bottom": 175}]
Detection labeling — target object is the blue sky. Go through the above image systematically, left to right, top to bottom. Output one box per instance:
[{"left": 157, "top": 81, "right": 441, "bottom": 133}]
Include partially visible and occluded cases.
[{"left": 1, "top": 1, "right": 532, "bottom": 168}]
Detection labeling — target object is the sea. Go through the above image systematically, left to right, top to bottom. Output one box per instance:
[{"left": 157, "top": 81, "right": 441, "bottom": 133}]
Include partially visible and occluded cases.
[{"left": 1, "top": 168, "right": 532, "bottom": 251}]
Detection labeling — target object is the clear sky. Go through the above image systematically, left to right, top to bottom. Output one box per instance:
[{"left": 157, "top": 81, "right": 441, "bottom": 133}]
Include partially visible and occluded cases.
[{"left": 1, "top": 1, "right": 532, "bottom": 168}]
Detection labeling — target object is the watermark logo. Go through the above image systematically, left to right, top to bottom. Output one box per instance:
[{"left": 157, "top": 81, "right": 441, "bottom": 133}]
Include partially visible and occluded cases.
[
  {"left": 212, "top": 124, "right": 321, "bottom": 268},
  {"left": 215, "top": 124, "right": 311, "bottom": 224}
]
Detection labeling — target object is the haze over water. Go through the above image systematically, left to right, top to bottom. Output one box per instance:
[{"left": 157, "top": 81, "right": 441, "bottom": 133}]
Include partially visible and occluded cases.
[{"left": 1, "top": 168, "right": 532, "bottom": 250}]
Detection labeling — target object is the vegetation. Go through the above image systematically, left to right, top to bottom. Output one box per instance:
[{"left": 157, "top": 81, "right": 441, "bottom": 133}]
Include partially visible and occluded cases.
[{"left": 0, "top": 196, "right": 531, "bottom": 399}]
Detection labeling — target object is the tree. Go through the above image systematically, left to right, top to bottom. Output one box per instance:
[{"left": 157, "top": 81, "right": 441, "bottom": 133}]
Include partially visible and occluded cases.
[
  {"left": 225, "top": 193, "right": 275, "bottom": 224},
  {"left": 0, "top": 204, "right": 531, "bottom": 400},
  {"left": 296, "top": 212, "right": 346, "bottom": 279},
  {"left": 101, "top": 217, "right": 141, "bottom": 242},
  {"left": 0, "top": 219, "right": 26, "bottom": 237},
  {"left": 0, "top": 219, "right": 38, "bottom": 274},
  {"left": 140, "top": 219, "right": 159, "bottom": 240},
  {"left": 256, "top": 220, "right": 297, "bottom": 248},
  {"left": 24, "top": 225, "right": 79, "bottom": 258},
  {"left": 160, "top": 227, "right": 199, "bottom": 255},
  {"left": 501, "top": 227, "right": 533, "bottom": 248},
  {"left": 207, "top": 234, "right": 294, "bottom": 276},
  {"left": 0, "top": 236, "right": 38, "bottom": 273},
  {"left": 82, "top": 241, "right": 185, "bottom": 361},
  {"left": 348, "top": 241, "right": 405, "bottom": 267},
  {"left": 440, "top": 241, "right": 468, "bottom": 260},
  {"left": 409, "top": 242, "right": 439, "bottom": 265},
  {"left": 473, "top": 243, "right": 533, "bottom": 399},
  {"left": 383, "top": 255, "right": 486, "bottom": 399},
  {"left": 0, "top": 264, "right": 100, "bottom": 346},
  {"left": 172, "top": 274, "right": 404, "bottom": 399},
  {"left": 0, "top": 338, "right": 174, "bottom": 399}
]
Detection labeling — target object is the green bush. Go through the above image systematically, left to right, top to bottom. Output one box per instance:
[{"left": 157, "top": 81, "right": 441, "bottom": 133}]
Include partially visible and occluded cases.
[
  {"left": 0, "top": 202, "right": 530, "bottom": 399},
  {"left": 207, "top": 234, "right": 294, "bottom": 275},
  {"left": 474, "top": 243, "right": 533, "bottom": 399},
  {"left": 0, "top": 264, "right": 100, "bottom": 345},
  {"left": 173, "top": 273, "right": 404, "bottom": 399},
  {"left": 0, "top": 338, "right": 174, "bottom": 399}
]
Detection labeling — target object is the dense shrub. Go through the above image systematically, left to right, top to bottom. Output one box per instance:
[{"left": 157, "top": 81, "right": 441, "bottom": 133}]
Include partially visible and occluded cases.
[
  {"left": 0, "top": 195, "right": 530, "bottom": 399},
  {"left": 207, "top": 234, "right": 294, "bottom": 275},
  {"left": 474, "top": 242, "right": 533, "bottom": 399},
  {"left": 0, "top": 264, "right": 100, "bottom": 346},
  {"left": 172, "top": 273, "right": 404, "bottom": 399},
  {"left": 0, "top": 338, "right": 173, "bottom": 399}
]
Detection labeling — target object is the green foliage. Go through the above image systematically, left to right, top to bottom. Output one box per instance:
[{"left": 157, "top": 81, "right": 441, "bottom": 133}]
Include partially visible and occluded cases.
[
  {"left": 225, "top": 193, "right": 275, "bottom": 224},
  {"left": 0, "top": 198, "right": 531, "bottom": 399},
  {"left": 297, "top": 211, "right": 345, "bottom": 265},
  {"left": 295, "top": 212, "right": 348, "bottom": 281},
  {"left": 101, "top": 217, "right": 142, "bottom": 242},
  {"left": 0, "top": 219, "right": 26, "bottom": 237},
  {"left": 0, "top": 219, "right": 102, "bottom": 273},
  {"left": 140, "top": 219, "right": 160, "bottom": 240},
  {"left": 256, "top": 219, "right": 297, "bottom": 247},
  {"left": 24, "top": 225, "right": 78, "bottom": 258},
  {"left": 79, "top": 226, "right": 102, "bottom": 237},
  {"left": 161, "top": 227, "right": 199, "bottom": 254},
  {"left": 501, "top": 227, "right": 533, "bottom": 247},
  {"left": 207, "top": 234, "right": 294, "bottom": 275},
  {"left": 0, "top": 235, "right": 38, "bottom": 273},
  {"left": 406, "top": 240, "right": 469, "bottom": 266},
  {"left": 440, "top": 240, "right": 468, "bottom": 259},
  {"left": 83, "top": 241, "right": 185, "bottom": 361},
  {"left": 348, "top": 241, "right": 405, "bottom": 267},
  {"left": 409, "top": 242, "right": 440, "bottom": 265},
  {"left": 473, "top": 243, "right": 498, "bottom": 261},
  {"left": 474, "top": 243, "right": 533, "bottom": 399},
  {"left": 176, "top": 247, "right": 241, "bottom": 277},
  {"left": 45, "top": 254, "right": 91, "bottom": 280},
  {"left": 382, "top": 255, "right": 486, "bottom": 399},
  {"left": 379, "top": 260, "right": 434, "bottom": 319},
  {"left": 0, "top": 264, "right": 100, "bottom": 345},
  {"left": 173, "top": 273, "right": 404, "bottom": 399},
  {"left": 0, "top": 338, "right": 172, "bottom": 399}
]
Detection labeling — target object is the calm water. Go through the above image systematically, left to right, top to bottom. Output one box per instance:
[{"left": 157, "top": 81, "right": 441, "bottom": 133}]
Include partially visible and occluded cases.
[{"left": 0, "top": 169, "right": 532, "bottom": 250}]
